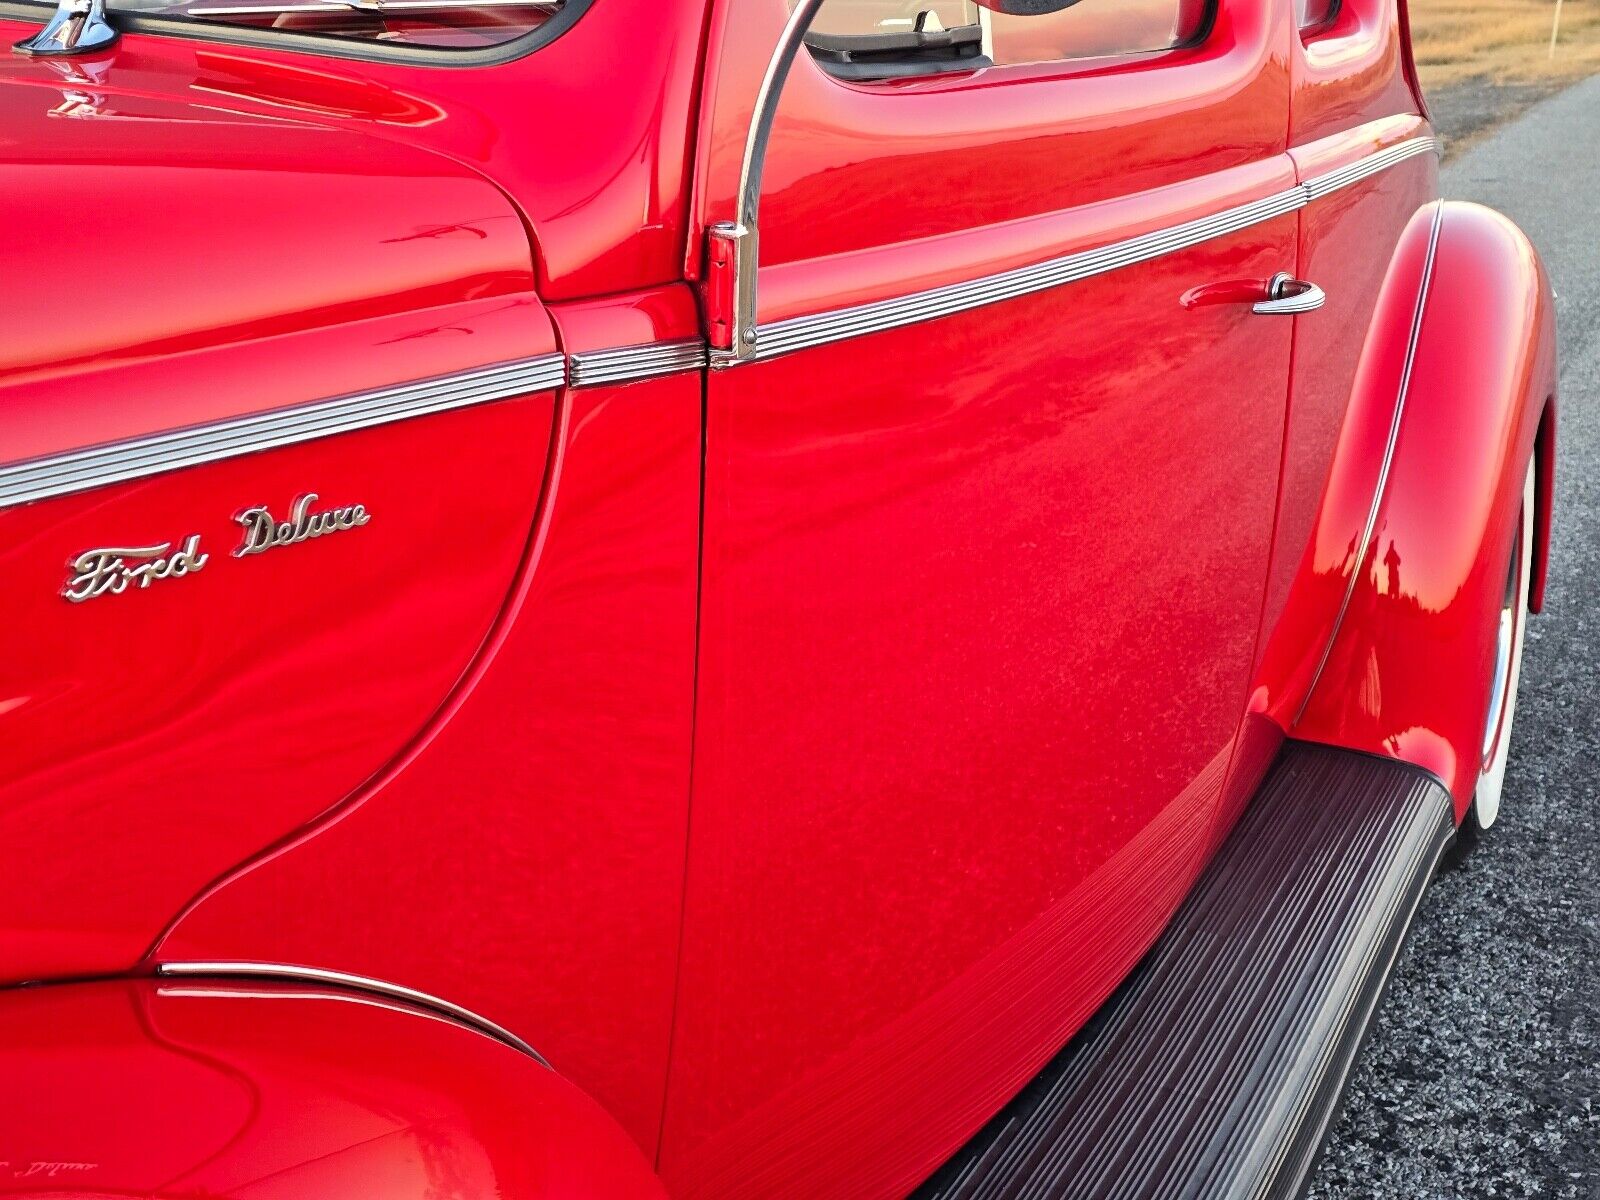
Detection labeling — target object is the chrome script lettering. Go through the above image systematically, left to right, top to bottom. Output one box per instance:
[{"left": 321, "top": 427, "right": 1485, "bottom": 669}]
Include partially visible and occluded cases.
[
  {"left": 233, "top": 492, "right": 371, "bottom": 558},
  {"left": 62, "top": 535, "right": 208, "bottom": 603}
]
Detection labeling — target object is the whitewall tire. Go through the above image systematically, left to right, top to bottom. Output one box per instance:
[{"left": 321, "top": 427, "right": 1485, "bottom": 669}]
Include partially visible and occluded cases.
[{"left": 1472, "top": 461, "right": 1537, "bottom": 831}]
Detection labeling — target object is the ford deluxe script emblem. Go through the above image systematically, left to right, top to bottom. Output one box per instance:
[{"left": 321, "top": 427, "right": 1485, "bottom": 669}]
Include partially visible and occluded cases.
[
  {"left": 234, "top": 492, "right": 371, "bottom": 558},
  {"left": 62, "top": 493, "right": 370, "bottom": 602}
]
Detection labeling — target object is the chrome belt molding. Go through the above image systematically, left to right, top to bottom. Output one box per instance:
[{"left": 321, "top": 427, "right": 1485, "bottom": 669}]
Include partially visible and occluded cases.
[
  {"left": 704, "top": 0, "right": 1441, "bottom": 369},
  {"left": 1301, "top": 136, "right": 1440, "bottom": 202},
  {"left": 0, "top": 137, "right": 1440, "bottom": 510},
  {"left": 741, "top": 137, "right": 1442, "bottom": 364},
  {"left": 753, "top": 186, "right": 1310, "bottom": 361},
  {"left": 568, "top": 339, "right": 709, "bottom": 388},
  {"left": 0, "top": 353, "right": 568, "bottom": 510}
]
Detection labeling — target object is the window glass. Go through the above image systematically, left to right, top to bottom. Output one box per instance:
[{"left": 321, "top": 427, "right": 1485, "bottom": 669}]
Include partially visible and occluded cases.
[
  {"left": 100, "top": 0, "right": 563, "bottom": 49},
  {"left": 798, "top": 0, "right": 1210, "bottom": 76},
  {"left": 807, "top": 0, "right": 978, "bottom": 37},
  {"left": 986, "top": 0, "right": 1209, "bottom": 66},
  {"left": 1295, "top": 0, "right": 1339, "bottom": 31}
]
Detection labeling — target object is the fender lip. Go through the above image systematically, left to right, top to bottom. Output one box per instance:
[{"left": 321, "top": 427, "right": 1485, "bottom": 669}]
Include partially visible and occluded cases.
[
  {"left": 1293, "top": 199, "right": 1447, "bottom": 727},
  {"left": 1291, "top": 200, "right": 1559, "bottom": 810},
  {"left": 156, "top": 959, "right": 552, "bottom": 1068},
  {"left": 0, "top": 973, "right": 668, "bottom": 1200}
]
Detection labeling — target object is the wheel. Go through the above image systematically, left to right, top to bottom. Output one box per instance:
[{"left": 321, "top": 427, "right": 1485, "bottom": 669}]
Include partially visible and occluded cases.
[{"left": 1459, "top": 460, "right": 1536, "bottom": 851}]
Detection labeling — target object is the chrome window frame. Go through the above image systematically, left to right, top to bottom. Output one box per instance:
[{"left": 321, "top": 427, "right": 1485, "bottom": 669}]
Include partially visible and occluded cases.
[
  {"left": 0, "top": 0, "right": 592, "bottom": 66},
  {"left": 708, "top": 0, "right": 830, "bottom": 365}
]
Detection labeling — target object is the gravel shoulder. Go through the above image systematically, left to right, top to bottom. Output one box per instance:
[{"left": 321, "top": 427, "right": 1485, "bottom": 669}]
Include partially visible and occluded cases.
[
  {"left": 1308, "top": 75, "right": 1600, "bottom": 1200},
  {"left": 1428, "top": 76, "right": 1575, "bottom": 156}
]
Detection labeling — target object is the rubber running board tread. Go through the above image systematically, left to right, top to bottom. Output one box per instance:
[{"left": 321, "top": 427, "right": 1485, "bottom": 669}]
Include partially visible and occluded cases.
[{"left": 915, "top": 741, "right": 1454, "bottom": 1200}]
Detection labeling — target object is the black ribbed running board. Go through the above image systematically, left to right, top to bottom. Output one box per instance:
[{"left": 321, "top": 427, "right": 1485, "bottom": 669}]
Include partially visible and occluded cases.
[{"left": 915, "top": 742, "right": 1455, "bottom": 1200}]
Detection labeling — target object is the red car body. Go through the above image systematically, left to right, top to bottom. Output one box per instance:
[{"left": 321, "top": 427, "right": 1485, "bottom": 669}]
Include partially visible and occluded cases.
[{"left": 0, "top": 0, "right": 1555, "bottom": 1195}]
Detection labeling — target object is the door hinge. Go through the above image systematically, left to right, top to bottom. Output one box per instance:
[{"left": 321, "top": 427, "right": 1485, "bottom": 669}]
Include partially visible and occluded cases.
[{"left": 705, "top": 222, "right": 756, "bottom": 367}]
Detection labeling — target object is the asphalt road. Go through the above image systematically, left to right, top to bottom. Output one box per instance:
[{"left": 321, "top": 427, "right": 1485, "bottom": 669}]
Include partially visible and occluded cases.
[{"left": 1308, "top": 78, "right": 1600, "bottom": 1200}]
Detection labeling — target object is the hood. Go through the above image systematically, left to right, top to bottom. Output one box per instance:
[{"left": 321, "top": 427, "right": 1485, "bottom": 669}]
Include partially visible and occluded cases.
[{"left": 0, "top": 25, "right": 537, "bottom": 459}]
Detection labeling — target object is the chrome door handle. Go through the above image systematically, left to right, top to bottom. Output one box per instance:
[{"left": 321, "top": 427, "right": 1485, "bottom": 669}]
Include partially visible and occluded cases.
[{"left": 1253, "top": 273, "right": 1326, "bottom": 315}]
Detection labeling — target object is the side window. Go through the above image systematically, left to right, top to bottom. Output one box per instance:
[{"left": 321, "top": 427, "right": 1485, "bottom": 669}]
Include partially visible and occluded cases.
[
  {"left": 86, "top": 0, "right": 567, "bottom": 50},
  {"left": 796, "top": 0, "right": 1211, "bottom": 80},
  {"left": 808, "top": 0, "right": 978, "bottom": 36},
  {"left": 986, "top": 0, "right": 1209, "bottom": 66},
  {"left": 1295, "top": 0, "right": 1339, "bottom": 32}
]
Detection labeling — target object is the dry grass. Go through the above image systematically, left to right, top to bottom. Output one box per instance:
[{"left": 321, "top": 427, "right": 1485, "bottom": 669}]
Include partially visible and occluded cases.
[{"left": 1409, "top": 0, "right": 1600, "bottom": 89}]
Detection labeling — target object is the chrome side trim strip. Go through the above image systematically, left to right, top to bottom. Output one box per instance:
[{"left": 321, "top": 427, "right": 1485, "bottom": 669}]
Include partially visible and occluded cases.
[
  {"left": 712, "top": 0, "right": 1436, "bottom": 367},
  {"left": 1302, "top": 136, "right": 1440, "bottom": 202},
  {"left": 738, "top": 137, "right": 1439, "bottom": 363},
  {"left": 0, "top": 138, "right": 1434, "bottom": 506},
  {"left": 750, "top": 187, "right": 1309, "bottom": 361},
  {"left": 1294, "top": 199, "right": 1446, "bottom": 724},
  {"left": 569, "top": 339, "right": 709, "bottom": 388},
  {"left": 0, "top": 354, "right": 566, "bottom": 510},
  {"left": 156, "top": 960, "right": 552, "bottom": 1069}
]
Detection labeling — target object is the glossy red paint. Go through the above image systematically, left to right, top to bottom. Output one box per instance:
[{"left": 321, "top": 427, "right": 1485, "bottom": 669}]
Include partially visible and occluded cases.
[
  {"left": 0, "top": 0, "right": 1559, "bottom": 1196},
  {"left": 0, "top": 0, "right": 708, "bottom": 299},
  {"left": 689, "top": 0, "right": 1293, "bottom": 280},
  {"left": 1228, "top": 0, "right": 1433, "bottom": 752},
  {"left": 1290, "top": 0, "right": 1419, "bottom": 145},
  {"left": 1251, "top": 2, "right": 1437, "bottom": 720},
  {"left": 1269, "top": 2, "right": 1440, "bottom": 738},
  {"left": 661, "top": 3, "right": 1298, "bottom": 1194},
  {"left": 0, "top": 54, "right": 548, "bottom": 454},
  {"left": 0, "top": 66, "right": 560, "bottom": 986},
  {"left": 1247, "top": 117, "right": 1437, "bottom": 741},
  {"left": 754, "top": 155, "right": 1302, "bottom": 326},
  {"left": 1253, "top": 202, "right": 1435, "bottom": 700},
  {"left": 1293, "top": 202, "right": 1557, "bottom": 811},
  {"left": 670, "top": 267, "right": 1285, "bottom": 1190},
  {"left": 550, "top": 284, "right": 706, "bottom": 360},
  {"left": 157, "top": 292, "right": 705, "bottom": 1158},
  {"left": 0, "top": 402, "right": 556, "bottom": 984},
  {"left": 0, "top": 977, "right": 665, "bottom": 1199}
]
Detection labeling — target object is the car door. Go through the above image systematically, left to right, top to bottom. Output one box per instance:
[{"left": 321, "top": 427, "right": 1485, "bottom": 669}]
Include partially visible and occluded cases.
[{"left": 660, "top": 2, "right": 1299, "bottom": 1198}]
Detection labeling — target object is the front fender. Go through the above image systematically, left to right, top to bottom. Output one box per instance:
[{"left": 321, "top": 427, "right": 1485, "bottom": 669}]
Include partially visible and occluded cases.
[
  {"left": 1293, "top": 200, "right": 1557, "bottom": 813},
  {"left": 0, "top": 977, "right": 667, "bottom": 1200}
]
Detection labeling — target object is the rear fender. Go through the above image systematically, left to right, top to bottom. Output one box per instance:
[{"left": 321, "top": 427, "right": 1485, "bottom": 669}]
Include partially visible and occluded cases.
[
  {"left": 1291, "top": 200, "right": 1557, "bottom": 814},
  {"left": 0, "top": 976, "right": 667, "bottom": 1200}
]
